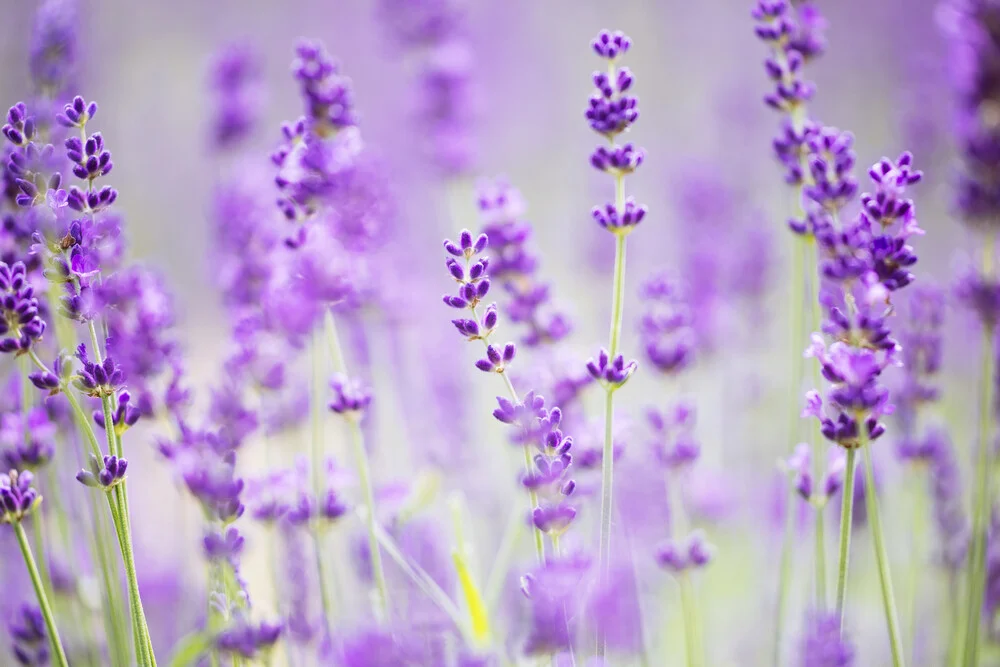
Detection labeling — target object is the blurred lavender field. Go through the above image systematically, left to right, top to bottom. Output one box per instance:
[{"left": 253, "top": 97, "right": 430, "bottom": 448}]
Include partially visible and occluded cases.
[{"left": 1, "top": 0, "right": 997, "bottom": 665}]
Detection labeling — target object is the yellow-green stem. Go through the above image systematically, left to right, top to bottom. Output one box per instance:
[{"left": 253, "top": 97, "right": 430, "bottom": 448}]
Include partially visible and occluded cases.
[
  {"left": 599, "top": 233, "right": 628, "bottom": 579},
  {"left": 774, "top": 233, "right": 809, "bottom": 664},
  {"left": 962, "top": 236, "right": 996, "bottom": 666},
  {"left": 805, "top": 239, "right": 827, "bottom": 609},
  {"left": 862, "top": 442, "right": 906, "bottom": 666},
  {"left": 835, "top": 447, "right": 858, "bottom": 630},
  {"left": 14, "top": 521, "right": 69, "bottom": 667},
  {"left": 679, "top": 574, "right": 703, "bottom": 667}
]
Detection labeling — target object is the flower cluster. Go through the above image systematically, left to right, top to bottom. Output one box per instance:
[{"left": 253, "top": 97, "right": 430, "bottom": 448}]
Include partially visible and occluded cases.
[
  {"left": 377, "top": 0, "right": 477, "bottom": 175},
  {"left": 753, "top": 0, "right": 826, "bottom": 186},
  {"left": 943, "top": 0, "right": 1000, "bottom": 228},
  {"left": 587, "top": 30, "right": 647, "bottom": 233},
  {"left": 209, "top": 43, "right": 262, "bottom": 150},
  {"left": 476, "top": 180, "right": 571, "bottom": 347},
  {"left": 443, "top": 229, "right": 577, "bottom": 538},
  {"left": 0, "top": 261, "right": 46, "bottom": 353},
  {"left": 638, "top": 274, "right": 695, "bottom": 376},
  {"left": 0, "top": 407, "right": 55, "bottom": 470},
  {"left": 781, "top": 442, "right": 846, "bottom": 505},
  {"left": 76, "top": 453, "right": 128, "bottom": 490},
  {"left": 0, "top": 469, "right": 39, "bottom": 524},
  {"left": 655, "top": 530, "right": 713, "bottom": 573},
  {"left": 8, "top": 604, "right": 49, "bottom": 666},
  {"left": 800, "top": 611, "right": 855, "bottom": 667}
]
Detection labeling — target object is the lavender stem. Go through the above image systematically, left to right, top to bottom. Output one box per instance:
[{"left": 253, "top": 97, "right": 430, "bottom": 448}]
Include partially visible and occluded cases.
[
  {"left": 599, "top": 231, "right": 628, "bottom": 579},
  {"left": 773, "top": 231, "right": 808, "bottom": 666},
  {"left": 963, "top": 236, "right": 996, "bottom": 666},
  {"left": 806, "top": 240, "right": 828, "bottom": 609},
  {"left": 324, "top": 312, "right": 390, "bottom": 620},
  {"left": 862, "top": 440, "right": 906, "bottom": 666},
  {"left": 834, "top": 447, "right": 857, "bottom": 631},
  {"left": 14, "top": 520, "right": 69, "bottom": 667},
  {"left": 678, "top": 573, "right": 703, "bottom": 667}
]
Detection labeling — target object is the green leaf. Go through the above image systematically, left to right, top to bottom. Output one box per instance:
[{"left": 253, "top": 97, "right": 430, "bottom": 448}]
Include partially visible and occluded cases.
[{"left": 168, "top": 632, "right": 212, "bottom": 667}]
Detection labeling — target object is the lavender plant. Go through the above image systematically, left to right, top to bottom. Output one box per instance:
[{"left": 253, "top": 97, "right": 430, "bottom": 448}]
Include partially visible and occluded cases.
[{"left": 0, "top": 3, "right": 983, "bottom": 666}]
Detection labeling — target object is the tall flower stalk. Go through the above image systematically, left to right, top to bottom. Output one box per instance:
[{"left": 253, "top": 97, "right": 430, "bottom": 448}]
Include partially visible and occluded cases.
[
  {"left": 752, "top": 2, "right": 829, "bottom": 642},
  {"left": 941, "top": 2, "right": 1000, "bottom": 658},
  {"left": 585, "top": 29, "right": 646, "bottom": 580},
  {"left": 805, "top": 150, "right": 924, "bottom": 664},
  {"left": 2, "top": 470, "right": 69, "bottom": 667}
]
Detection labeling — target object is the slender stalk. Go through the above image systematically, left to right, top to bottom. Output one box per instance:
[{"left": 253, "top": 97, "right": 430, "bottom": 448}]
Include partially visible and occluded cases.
[
  {"left": 599, "top": 231, "right": 629, "bottom": 580},
  {"left": 773, "top": 235, "right": 807, "bottom": 666},
  {"left": 963, "top": 235, "right": 996, "bottom": 665},
  {"left": 805, "top": 240, "right": 827, "bottom": 609},
  {"left": 471, "top": 302, "right": 545, "bottom": 565},
  {"left": 324, "top": 313, "right": 390, "bottom": 620},
  {"left": 87, "top": 322, "right": 155, "bottom": 664},
  {"left": 308, "top": 331, "right": 334, "bottom": 632},
  {"left": 28, "top": 348, "right": 132, "bottom": 663},
  {"left": 348, "top": 415, "right": 389, "bottom": 620},
  {"left": 862, "top": 442, "right": 905, "bottom": 666},
  {"left": 834, "top": 447, "right": 857, "bottom": 630},
  {"left": 905, "top": 467, "right": 926, "bottom": 664},
  {"left": 31, "top": 514, "right": 54, "bottom": 598},
  {"left": 14, "top": 521, "right": 69, "bottom": 667},
  {"left": 678, "top": 574, "right": 703, "bottom": 667}
]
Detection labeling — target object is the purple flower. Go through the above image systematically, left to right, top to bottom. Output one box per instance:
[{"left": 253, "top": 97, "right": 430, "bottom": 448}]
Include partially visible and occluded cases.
[
  {"left": 29, "top": 0, "right": 78, "bottom": 99},
  {"left": 587, "top": 30, "right": 647, "bottom": 234},
  {"left": 292, "top": 40, "right": 357, "bottom": 135},
  {"left": 209, "top": 43, "right": 263, "bottom": 149},
  {"left": 477, "top": 179, "right": 572, "bottom": 347},
  {"left": 0, "top": 261, "right": 46, "bottom": 353},
  {"left": 638, "top": 274, "right": 695, "bottom": 376},
  {"left": 585, "top": 348, "right": 637, "bottom": 388},
  {"left": 329, "top": 374, "right": 372, "bottom": 416},
  {"left": 647, "top": 402, "right": 699, "bottom": 469},
  {"left": 0, "top": 407, "right": 55, "bottom": 470},
  {"left": 75, "top": 453, "right": 128, "bottom": 490},
  {"left": 0, "top": 469, "right": 39, "bottom": 524},
  {"left": 203, "top": 526, "right": 246, "bottom": 562},
  {"left": 654, "top": 530, "right": 714, "bottom": 573},
  {"left": 521, "top": 556, "right": 591, "bottom": 655},
  {"left": 8, "top": 604, "right": 48, "bottom": 666},
  {"left": 800, "top": 611, "right": 855, "bottom": 666},
  {"left": 215, "top": 619, "right": 282, "bottom": 659}
]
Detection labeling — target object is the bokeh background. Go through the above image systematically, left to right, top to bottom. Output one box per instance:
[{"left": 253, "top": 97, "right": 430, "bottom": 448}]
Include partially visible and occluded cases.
[{"left": 0, "top": 0, "right": 984, "bottom": 665}]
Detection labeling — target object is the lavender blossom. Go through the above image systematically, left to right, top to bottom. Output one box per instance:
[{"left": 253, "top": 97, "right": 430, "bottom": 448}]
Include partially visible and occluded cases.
[
  {"left": 208, "top": 43, "right": 263, "bottom": 149},
  {"left": 8, "top": 604, "right": 49, "bottom": 666},
  {"left": 799, "top": 611, "right": 855, "bottom": 666}
]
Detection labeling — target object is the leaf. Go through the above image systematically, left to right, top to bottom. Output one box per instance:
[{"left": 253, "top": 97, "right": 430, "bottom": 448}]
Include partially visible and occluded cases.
[{"left": 168, "top": 632, "right": 212, "bottom": 667}]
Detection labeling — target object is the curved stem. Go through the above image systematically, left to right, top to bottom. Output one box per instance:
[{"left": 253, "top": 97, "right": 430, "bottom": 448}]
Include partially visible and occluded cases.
[
  {"left": 472, "top": 304, "right": 545, "bottom": 565},
  {"left": 862, "top": 442, "right": 906, "bottom": 666},
  {"left": 835, "top": 447, "right": 857, "bottom": 630},
  {"left": 14, "top": 521, "right": 69, "bottom": 667}
]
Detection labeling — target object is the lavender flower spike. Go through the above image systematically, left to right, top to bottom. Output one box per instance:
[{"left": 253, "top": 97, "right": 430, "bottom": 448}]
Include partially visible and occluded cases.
[
  {"left": 587, "top": 32, "right": 645, "bottom": 607},
  {"left": 1, "top": 471, "right": 67, "bottom": 666}
]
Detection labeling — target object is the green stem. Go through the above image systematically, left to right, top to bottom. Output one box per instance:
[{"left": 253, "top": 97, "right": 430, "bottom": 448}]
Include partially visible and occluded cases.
[
  {"left": 599, "top": 232, "right": 628, "bottom": 582},
  {"left": 774, "top": 235, "right": 808, "bottom": 666},
  {"left": 805, "top": 240, "right": 827, "bottom": 610},
  {"left": 963, "top": 273, "right": 996, "bottom": 666},
  {"left": 472, "top": 300, "right": 545, "bottom": 565},
  {"left": 324, "top": 313, "right": 389, "bottom": 620},
  {"left": 309, "top": 330, "right": 334, "bottom": 632},
  {"left": 348, "top": 415, "right": 389, "bottom": 621},
  {"left": 862, "top": 442, "right": 906, "bottom": 666},
  {"left": 835, "top": 447, "right": 858, "bottom": 630},
  {"left": 905, "top": 467, "right": 926, "bottom": 665},
  {"left": 31, "top": 513, "right": 54, "bottom": 599},
  {"left": 14, "top": 521, "right": 69, "bottom": 667},
  {"left": 679, "top": 573, "right": 703, "bottom": 667}
]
